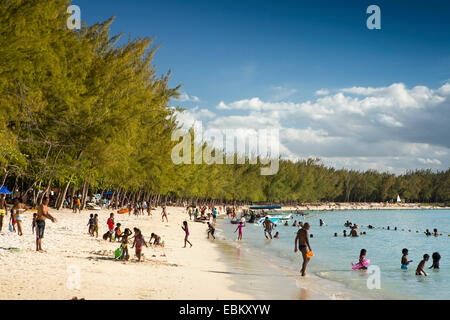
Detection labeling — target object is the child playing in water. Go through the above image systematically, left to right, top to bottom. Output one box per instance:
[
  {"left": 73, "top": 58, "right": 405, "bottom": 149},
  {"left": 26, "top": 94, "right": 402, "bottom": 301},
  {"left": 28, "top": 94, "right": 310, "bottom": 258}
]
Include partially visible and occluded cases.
[
  {"left": 181, "top": 221, "right": 192, "bottom": 248},
  {"left": 207, "top": 222, "right": 215, "bottom": 239},
  {"left": 234, "top": 222, "right": 244, "bottom": 241},
  {"left": 114, "top": 223, "right": 123, "bottom": 242},
  {"left": 132, "top": 228, "right": 148, "bottom": 261},
  {"left": 274, "top": 232, "right": 279, "bottom": 239},
  {"left": 401, "top": 248, "right": 413, "bottom": 270},
  {"left": 355, "top": 249, "right": 369, "bottom": 270},
  {"left": 429, "top": 252, "right": 440, "bottom": 269},
  {"left": 416, "top": 254, "right": 429, "bottom": 276}
]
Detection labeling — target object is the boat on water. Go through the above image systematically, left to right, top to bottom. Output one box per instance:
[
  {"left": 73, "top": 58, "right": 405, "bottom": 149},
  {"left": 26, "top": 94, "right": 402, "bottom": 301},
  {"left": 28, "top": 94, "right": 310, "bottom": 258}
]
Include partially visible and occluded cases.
[{"left": 256, "top": 215, "right": 281, "bottom": 225}]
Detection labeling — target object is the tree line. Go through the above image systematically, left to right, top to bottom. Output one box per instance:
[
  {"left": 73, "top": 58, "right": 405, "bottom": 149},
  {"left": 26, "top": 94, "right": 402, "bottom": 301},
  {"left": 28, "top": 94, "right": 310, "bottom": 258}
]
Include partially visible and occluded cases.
[{"left": 0, "top": 1, "right": 448, "bottom": 209}]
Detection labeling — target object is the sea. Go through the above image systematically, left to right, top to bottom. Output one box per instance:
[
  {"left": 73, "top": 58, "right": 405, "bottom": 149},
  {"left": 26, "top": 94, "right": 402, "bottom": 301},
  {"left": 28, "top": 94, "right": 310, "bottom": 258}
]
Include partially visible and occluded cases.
[{"left": 214, "top": 209, "right": 449, "bottom": 300}]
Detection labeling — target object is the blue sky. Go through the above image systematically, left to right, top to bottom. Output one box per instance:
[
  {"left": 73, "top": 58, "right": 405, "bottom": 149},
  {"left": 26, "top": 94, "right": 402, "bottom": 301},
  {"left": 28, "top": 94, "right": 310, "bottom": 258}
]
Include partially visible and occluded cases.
[{"left": 74, "top": 0, "right": 450, "bottom": 172}]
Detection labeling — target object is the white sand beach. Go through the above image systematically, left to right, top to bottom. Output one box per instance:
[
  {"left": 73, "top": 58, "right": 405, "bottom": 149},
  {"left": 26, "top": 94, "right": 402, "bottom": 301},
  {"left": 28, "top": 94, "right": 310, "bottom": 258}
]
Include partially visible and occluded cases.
[{"left": 0, "top": 207, "right": 252, "bottom": 300}]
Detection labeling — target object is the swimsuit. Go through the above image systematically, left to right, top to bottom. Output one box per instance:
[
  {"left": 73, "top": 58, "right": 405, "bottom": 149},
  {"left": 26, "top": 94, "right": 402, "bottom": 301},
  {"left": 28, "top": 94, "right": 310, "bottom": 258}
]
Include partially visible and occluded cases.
[
  {"left": 36, "top": 220, "right": 45, "bottom": 239},
  {"left": 299, "top": 244, "right": 307, "bottom": 250},
  {"left": 401, "top": 264, "right": 408, "bottom": 270}
]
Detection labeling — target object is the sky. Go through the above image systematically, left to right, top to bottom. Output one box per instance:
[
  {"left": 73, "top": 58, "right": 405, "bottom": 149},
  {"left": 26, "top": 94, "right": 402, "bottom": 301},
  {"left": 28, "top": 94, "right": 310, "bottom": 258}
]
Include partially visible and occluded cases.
[{"left": 74, "top": 0, "right": 450, "bottom": 173}]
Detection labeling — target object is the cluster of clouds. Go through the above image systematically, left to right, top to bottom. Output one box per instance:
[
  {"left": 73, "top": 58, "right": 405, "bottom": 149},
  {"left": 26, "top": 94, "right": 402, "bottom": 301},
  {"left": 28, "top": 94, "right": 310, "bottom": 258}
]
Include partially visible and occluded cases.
[{"left": 174, "top": 83, "right": 450, "bottom": 173}]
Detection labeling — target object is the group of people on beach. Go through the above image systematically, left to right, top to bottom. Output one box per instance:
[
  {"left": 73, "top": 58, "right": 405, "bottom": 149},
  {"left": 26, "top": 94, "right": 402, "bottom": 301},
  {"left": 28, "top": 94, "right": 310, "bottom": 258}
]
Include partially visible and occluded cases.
[
  {"left": 0, "top": 195, "right": 57, "bottom": 251},
  {"left": 96, "top": 212, "right": 165, "bottom": 261}
]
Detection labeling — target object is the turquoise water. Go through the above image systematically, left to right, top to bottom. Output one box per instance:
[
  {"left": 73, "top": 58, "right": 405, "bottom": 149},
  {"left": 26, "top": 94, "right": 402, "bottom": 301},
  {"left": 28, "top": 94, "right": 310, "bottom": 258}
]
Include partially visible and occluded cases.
[{"left": 216, "top": 209, "right": 449, "bottom": 300}]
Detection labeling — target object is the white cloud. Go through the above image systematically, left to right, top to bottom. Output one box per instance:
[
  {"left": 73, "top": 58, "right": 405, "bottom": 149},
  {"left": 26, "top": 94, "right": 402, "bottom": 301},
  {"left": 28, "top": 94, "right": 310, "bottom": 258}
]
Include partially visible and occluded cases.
[
  {"left": 175, "top": 82, "right": 450, "bottom": 173},
  {"left": 270, "top": 86, "right": 298, "bottom": 101},
  {"left": 315, "top": 89, "right": 330, "bottom": 96},
  {"left": 176, "top": 92, "right": 200, "bottom": 102}
]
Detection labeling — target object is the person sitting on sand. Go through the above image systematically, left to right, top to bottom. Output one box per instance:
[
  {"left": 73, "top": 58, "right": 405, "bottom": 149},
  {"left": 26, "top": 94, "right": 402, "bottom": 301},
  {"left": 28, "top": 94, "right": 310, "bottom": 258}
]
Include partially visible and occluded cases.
[
  {"left": 182, "top": 221, "right": 192, "bottom": 248},
  {"left": 207, "top": 222, "right": 215, "bottom": 239},
  {"left": 294, "top": 222, "right": 312, "bottom": 277},
  {"left": 132, "top": 228, "right": 148, "bottom": 261},
  {"left": 401, "top": 248, "right": 413, "bottom": 270},
  {"left": 429, "top": 252, "right": 440, "bottom": 269},
  {"left": 416, "top": 254, "right": 429, "bottom": 276}
]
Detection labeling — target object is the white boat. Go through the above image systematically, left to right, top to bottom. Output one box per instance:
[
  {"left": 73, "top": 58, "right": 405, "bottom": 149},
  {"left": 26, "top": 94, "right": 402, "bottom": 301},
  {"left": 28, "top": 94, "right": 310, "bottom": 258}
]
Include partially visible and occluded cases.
[{"left": 256, "top": 215, "right": 281, "bottom": 224}]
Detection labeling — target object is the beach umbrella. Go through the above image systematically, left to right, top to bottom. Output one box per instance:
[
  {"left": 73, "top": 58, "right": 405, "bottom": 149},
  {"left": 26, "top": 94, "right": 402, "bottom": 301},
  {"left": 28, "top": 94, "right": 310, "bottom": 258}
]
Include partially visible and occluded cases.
[{"left": 0, "top": 186, "right": 12, "bottom": 195}]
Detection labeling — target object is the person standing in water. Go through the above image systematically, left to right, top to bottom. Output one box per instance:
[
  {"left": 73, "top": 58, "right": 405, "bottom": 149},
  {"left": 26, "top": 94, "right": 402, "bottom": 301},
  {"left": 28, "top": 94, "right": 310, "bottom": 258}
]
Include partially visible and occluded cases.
[
  {"left": 0, "top": 194, "right": 8, "bottom": 232},
  {"left": 35, "top": 197, "right": 57, "bottom": 252},
  {"left": 262, "top": 217, "right": 275, "bottom": 239},
  {"left": 234, "top": 221, "right": 244, "bottom": 241},
  {"left": 294, "top": 222, "right": 312, "bottom": 277},
  {"left": 401, "top": 248, "right": 413, "bottom": 270},
  {"left": 416, "top": 254, "right": 429, "bottom": 276}
]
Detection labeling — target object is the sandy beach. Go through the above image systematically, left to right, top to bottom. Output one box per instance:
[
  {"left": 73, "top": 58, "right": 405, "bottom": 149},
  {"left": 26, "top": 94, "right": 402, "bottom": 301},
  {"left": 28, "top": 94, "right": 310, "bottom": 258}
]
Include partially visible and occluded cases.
[{"left": 0, "top": 206, "right": 252, "bottom": 300}]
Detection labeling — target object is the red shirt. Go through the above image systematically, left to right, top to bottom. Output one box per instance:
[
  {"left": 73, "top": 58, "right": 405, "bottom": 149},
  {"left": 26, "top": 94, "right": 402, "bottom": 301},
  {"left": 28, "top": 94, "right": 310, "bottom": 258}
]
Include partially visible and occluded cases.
[{"left": 107, "top": 218, "right": 114, "bottom": 230}]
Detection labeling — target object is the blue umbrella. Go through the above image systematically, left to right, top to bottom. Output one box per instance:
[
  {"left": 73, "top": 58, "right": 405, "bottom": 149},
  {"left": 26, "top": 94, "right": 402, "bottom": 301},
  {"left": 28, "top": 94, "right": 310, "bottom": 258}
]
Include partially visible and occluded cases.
[{"left": 0, "top": 186, "right": 12, "bottom": 195}]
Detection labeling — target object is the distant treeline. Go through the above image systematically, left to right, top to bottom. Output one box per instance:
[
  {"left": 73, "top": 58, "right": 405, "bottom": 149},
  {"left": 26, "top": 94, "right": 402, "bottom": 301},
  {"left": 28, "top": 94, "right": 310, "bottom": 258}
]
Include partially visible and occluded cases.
[{"left": 0, "top": 1, "right": 448, "bottom": 208}]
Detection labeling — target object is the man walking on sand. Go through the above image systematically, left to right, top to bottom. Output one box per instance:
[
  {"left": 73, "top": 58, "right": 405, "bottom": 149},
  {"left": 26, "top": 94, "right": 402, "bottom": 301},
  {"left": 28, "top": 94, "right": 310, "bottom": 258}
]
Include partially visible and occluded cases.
[
  {"left": 36, "top": 196, "right": 57, "bottom": 252},
  {"left": 294, "top": 222, "right": 312, "bottom": 277}
]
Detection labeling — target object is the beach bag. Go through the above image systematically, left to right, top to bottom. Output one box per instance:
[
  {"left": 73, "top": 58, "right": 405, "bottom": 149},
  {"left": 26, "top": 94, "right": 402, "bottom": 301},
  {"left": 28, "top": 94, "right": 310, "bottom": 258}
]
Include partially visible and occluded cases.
[{"left": 114, "top": 247, "right": 123, "bottom": 260}]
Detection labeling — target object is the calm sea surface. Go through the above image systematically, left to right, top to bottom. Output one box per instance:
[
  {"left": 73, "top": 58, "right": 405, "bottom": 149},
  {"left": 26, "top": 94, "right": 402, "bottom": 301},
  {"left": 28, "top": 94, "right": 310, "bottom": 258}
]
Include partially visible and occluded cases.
[{"left": 215, "top": 209, "right": 449, "bottom": 300}]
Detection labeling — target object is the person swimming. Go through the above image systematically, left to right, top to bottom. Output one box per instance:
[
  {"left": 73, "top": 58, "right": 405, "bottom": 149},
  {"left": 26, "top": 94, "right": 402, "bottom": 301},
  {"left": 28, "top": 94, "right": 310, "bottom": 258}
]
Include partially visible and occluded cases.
[
  {"left": 425, "top": 229, "right": 431, "bottom": 236},
  {"left": 343, "top": 230, "right": 347, "bottom": 237},
  {"left": 401, "top": 248, "right": 413, "bottom": 270}
]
